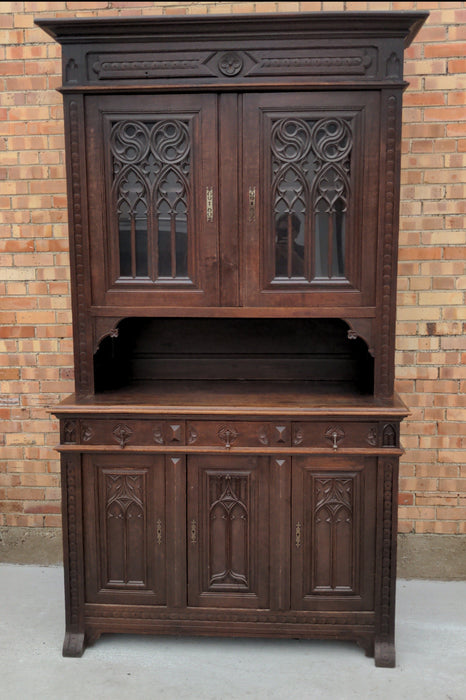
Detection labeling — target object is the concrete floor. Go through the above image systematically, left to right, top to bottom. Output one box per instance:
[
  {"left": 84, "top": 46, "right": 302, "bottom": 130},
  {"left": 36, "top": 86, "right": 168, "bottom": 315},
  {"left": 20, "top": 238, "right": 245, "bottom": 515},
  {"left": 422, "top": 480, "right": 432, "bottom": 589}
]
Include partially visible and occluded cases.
[{"left": 0, "top": 565, "right": 465, "bottom": 700}]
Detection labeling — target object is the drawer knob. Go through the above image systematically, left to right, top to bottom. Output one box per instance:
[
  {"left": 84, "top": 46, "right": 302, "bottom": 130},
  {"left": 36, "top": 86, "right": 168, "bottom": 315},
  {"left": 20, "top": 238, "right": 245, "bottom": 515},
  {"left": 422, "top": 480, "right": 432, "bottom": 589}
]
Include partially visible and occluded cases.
[
  {"left": 112, "top": 423, "right": 133, "bottom": 449},
  {"left": 218, "top": 425, "right": 238, "bottom": 449},
  {"left": 324, "top": 426, "right": 345, "bottom": 450}
]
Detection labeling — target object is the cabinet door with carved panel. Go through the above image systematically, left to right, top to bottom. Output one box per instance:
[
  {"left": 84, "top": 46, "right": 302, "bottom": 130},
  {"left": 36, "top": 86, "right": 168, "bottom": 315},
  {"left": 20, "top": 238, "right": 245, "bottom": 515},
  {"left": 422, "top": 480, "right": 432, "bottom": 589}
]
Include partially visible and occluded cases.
[
  {"left": 242, "top": 92, "right": 380, "bottom": 308},
  {"left": 85, "top": 94, "right": 219, "bottom": 308},
  {"left": 82, "top": 454, "right": 167, "bottom": 605},
  {"left": 187, "top": 455, "right": 269, "bottom": 609},
  {"left": 291, "top": 455, "right": 376, "bottom": 612}
]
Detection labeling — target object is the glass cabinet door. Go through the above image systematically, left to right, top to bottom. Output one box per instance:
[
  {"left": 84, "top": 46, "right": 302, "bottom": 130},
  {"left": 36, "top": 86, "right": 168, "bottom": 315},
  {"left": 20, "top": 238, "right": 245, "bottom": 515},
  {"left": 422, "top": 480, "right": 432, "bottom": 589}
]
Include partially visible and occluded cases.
[
  {"left": 242, "top": 92, "right": 380, "bottom": 309},
  {"left": 85, "top": 94, "right": 219, "bottom": 308}
]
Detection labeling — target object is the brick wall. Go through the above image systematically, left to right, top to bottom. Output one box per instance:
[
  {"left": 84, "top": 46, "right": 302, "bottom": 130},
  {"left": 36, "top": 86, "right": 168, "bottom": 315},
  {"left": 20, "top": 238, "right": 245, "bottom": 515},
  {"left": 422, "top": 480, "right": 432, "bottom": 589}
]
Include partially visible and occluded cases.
[{"left": 1, "top": 2, "right": 465, "bottom": 541}]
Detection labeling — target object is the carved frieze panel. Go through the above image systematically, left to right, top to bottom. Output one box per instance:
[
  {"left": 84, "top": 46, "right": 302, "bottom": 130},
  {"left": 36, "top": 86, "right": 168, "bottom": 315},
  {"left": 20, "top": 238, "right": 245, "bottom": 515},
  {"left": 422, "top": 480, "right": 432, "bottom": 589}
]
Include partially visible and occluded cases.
[
  {"left": 86, "top": 47, "right": 379, "bottom": 84},
  {"left": 247, "top": 47, "right": 377, "bottom": 78},
  {"left": 88, "top": 51, "right": 216, "bottom": 80}
]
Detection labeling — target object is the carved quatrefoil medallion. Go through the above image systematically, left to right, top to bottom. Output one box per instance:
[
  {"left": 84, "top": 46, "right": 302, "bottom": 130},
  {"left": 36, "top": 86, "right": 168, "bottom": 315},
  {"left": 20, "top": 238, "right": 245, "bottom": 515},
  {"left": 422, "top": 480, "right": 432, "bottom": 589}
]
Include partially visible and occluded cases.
[
  {"left": 218, "top": 52, "right": 243, "bottom": 76},
  {"left": 112, "top": 423, "right": 133, "bottom": 449},
  {"left": 217, "top": 425, "right": 239, "bottom": 449},
  {"left": 324, "top": 426, "right": 345, "bottom": 450}
]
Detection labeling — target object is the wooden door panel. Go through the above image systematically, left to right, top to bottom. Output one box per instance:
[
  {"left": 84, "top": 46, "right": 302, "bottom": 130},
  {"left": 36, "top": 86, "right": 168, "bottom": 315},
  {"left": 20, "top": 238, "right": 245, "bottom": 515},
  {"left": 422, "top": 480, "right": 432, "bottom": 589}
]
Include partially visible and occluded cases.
[
  {"left": 242, "top": 92, "right": 379, "bottom": 308},
  {"left": 85, "top": 93, "right": 219, "bottom": 308},
  {"left": 83, "top": 454, "right": 166, "bottom": 605},
  {"left": 187, "top": 455, "right": 269, "bottom": 609},
  {"left": 291, "top": 455, "right": 376, "bottom": 611}
]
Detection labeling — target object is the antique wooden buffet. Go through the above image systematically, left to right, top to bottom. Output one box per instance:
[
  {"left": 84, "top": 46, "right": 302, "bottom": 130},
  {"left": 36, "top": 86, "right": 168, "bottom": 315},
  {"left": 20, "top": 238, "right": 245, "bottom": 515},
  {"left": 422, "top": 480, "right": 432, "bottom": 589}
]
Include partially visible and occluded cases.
[{"left": 36, "top": 11, "right": 427, "bottom": 666}]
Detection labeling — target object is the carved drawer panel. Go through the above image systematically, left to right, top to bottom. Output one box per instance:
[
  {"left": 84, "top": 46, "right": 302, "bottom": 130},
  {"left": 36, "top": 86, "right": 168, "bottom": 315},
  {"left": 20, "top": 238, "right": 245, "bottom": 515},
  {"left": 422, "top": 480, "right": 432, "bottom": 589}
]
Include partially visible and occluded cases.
[
  {"left": 61, "top": 418, "right": 185, "bottom": 447},
  {"left": 186, "top": 421, "right": 291, "bottom": 448},
  {"left": 291, "top": 422, "right": 399, "bottom": 449}
]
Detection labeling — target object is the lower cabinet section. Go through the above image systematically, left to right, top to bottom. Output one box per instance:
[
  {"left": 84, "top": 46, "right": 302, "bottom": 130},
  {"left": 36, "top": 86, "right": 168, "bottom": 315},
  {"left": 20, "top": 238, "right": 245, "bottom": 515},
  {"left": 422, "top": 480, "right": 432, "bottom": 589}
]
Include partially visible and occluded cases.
[{"left": 61, "top": 446, "right": 399, "bottom": 666}]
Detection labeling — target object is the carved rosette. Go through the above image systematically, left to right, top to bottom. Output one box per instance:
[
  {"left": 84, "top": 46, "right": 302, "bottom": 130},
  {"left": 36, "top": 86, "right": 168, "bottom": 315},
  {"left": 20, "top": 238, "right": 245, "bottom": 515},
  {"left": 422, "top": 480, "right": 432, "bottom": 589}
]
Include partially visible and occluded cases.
[{"left": 218, "top": 52, "right": 243, "bottom": 76}]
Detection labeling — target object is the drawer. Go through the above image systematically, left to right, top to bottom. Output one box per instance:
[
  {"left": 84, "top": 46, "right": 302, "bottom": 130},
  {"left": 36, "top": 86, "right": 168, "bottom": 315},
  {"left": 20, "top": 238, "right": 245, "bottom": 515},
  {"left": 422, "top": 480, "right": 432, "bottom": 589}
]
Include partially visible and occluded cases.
[
  {"left": 61, "top": 418, "right": 185, "bottom": 447},
  {"left": 186, "top": 421, "right": 291, "bottom": 448},
  {"left": 291, "top": 421, "right": 398, "bottom": 449}
]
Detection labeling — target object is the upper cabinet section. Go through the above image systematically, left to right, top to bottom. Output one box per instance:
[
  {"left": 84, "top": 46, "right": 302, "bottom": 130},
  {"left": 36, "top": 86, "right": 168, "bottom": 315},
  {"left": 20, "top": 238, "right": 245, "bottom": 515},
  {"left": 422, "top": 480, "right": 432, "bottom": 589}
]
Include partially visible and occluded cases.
[
  {"left": 37, "top": 11, "right": 428, "bottom": 397},
  {"left": 36, "top": 12, "right": 427, "bottom": 90}
]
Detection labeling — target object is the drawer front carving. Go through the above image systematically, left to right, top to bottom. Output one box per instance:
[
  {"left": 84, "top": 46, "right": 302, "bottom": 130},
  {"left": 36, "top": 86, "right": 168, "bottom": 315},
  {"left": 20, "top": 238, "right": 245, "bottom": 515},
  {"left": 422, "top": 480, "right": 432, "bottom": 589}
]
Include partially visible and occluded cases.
[
  {"left": 60, "top": 418, "right": 399, "bottom": 449},
  {"left": 62, "top": 419, "right": 185, "bottom": 447},
  {"left": 186, "top": 421, "right": 291, "bottom": 448},
  {"left": 292, "top": 422, "right": 386, "bottom": 449}
]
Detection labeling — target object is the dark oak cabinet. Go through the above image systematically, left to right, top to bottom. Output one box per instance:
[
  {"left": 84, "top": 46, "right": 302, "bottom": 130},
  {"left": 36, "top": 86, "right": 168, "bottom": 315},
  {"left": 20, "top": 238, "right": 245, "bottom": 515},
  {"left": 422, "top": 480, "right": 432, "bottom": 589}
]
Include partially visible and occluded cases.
[{"left": 37, "top": 11, "right": 427, "bottom": 666}]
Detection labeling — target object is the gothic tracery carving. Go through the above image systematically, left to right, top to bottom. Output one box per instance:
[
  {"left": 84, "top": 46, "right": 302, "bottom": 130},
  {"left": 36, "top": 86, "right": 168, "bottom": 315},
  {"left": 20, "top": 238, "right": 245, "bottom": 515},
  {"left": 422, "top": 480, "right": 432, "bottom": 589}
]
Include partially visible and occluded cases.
[
  {"left": 271, "top": 116, "right": 352, "bottom": 281},
  {"left": 110, "top": 118, "right": 191, "bottom": 281}
]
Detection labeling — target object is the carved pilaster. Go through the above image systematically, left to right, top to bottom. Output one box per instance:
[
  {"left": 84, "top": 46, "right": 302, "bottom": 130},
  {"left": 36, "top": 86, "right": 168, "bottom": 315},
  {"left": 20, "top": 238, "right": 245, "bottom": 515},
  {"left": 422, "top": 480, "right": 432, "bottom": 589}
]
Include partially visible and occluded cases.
[
  {"left": 376, "top": 93, "right": 401, "bottom": 398},
  {"left": 65, "top": 97, "right": 93, "bottom": 396},
  {"left": 375, "top": 460, "right": 397, "bottom": 667}
]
